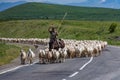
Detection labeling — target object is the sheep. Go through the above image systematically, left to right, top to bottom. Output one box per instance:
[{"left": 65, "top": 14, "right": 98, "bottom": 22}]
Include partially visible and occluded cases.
[
  {"left": 0, "top": 38, "right": 108, "bottom": 63},
  {"left": 75, "top": 44, "right": 85, "bottom": 58},
  {"left": 66, "top": 45, "right": 76, "bottom": 59},
  {"left": 27, "top": 48, "right": 35, "bottom": 64},
  {"left": 59, "top": 48, "right": 68, "bottom": 63},
  {"left": 20, "top": 49, "right": 27, "bottom": 65},
  {"left": 39, "top": 49, "right": 46, "bottom": 64},
  {"left": 45, "top": 49, "right": 53, "bottom": 63},
  {"left": 52, "top": 49, "right": 60, "bottom": 63}
]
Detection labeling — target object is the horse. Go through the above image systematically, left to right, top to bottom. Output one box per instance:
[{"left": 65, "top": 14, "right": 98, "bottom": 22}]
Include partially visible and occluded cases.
[
  {"left": 52, "top": 39, "right": 65, "bottom": 51},
  {"left": 27, "top": 48, "right": 35, "bottom": 64},
  {"left": 20, "top": 49, "right": 27, "bottom": 65}
]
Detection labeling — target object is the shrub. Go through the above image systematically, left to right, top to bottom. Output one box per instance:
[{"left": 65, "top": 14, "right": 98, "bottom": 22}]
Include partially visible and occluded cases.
[{"left": 108, "top": 23, "right": 117, "bottom": 33}]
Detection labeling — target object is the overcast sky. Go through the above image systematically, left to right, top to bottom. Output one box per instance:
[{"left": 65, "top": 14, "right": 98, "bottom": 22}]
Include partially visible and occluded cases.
[{"left": 0, "top": 0, "right": 106, "bottom": 4}]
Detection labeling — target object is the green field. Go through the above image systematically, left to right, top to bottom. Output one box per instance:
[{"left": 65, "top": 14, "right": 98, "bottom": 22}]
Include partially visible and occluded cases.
[
  {"left": 0, "top": 2, "right": 120, "bottom": 21},
  {"left": 0, "top": 20, "right": 120, "bottom": 45},
  {"left": 0, "top": 42, "right": 34, "bottom": 65},
  {"left": 0, "top": 43, "right": 20, "bottom": 65}
]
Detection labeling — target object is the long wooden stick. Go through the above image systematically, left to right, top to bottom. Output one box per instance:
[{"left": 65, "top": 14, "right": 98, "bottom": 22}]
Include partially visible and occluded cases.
[{"left": 57, "top": 12, "right": 67, "bottom": 32}]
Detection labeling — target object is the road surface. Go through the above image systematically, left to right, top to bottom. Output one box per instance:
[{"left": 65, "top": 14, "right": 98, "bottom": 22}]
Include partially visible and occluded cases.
[{"left": 0, "top": 46, "right": 120, "bottom": 80}]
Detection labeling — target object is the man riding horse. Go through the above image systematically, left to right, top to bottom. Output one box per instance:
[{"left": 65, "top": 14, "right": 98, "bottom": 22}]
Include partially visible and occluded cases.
[{"left": 48, "top": 25, "right": 65, "bottom": 51}]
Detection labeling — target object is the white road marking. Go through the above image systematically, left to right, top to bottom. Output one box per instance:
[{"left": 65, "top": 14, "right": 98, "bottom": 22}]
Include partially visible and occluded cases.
[
  {"left": 62, "top": 56, "right": 94, "bottom": 80},
  {"left": 64, "top": 56, "right": 93, "bottom": 80},
  {"left": 79, "top": 56, "right": 93, "bottom": 70},
  {"left": 0, "top": 61, "right": 38, "bottom": 75},
  {"left": 0, "top": 65, "right": 28, "bottom": 75},
  {"left": 69, "top": 71, "right": 79, "bottom": 78}
]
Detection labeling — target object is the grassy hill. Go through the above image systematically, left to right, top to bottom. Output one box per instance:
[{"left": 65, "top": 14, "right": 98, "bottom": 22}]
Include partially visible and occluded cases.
[
  {"left": 0, "top": 2, "right": 120, "bottom": 21},
  {"left": 0, "top": 20, "right": 120, "bottom": 45}
]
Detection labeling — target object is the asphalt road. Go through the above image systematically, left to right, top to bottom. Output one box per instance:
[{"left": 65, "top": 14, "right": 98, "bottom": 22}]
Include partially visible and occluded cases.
[{"left": 0, "top": 46, "right": 120, "bottom": 80}]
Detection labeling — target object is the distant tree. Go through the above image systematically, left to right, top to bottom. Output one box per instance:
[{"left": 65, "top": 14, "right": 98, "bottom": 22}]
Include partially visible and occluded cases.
[
  {"left": 45, "top": 16, "right": 49, "bottom": 19},
  {"left": 54, "top": 16, "right": 57, "bottom": 19},
  {"left": 108, "top": 23, "right": 117, "bottom": 33}
]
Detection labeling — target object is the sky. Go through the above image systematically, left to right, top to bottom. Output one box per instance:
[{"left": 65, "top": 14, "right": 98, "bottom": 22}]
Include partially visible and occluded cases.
[{"left": 0, "top": 0, "right": 106, "bottom": 4}]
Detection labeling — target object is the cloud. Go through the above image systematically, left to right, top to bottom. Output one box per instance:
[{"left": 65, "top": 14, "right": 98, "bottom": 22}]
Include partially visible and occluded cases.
[
  {"left": 0, "top": 0, "right": 88, "bottom": 3},
  {"left": 27, "top": 0, "right": 44, "bottom": 2},
  {"left": 49, "top": 0, "right": 88, "bottom": 4},
  {"left": 100, "top": 0, "right": 106, "bottom": 3}
]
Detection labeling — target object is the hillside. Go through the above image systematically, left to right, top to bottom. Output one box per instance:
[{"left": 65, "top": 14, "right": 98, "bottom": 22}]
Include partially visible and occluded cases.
[
  {"left": 0, "top": 2, "right": 120, "bottom": 21},
  {"left": 0, "top": 20, "right": 120, "bottom": 45}
]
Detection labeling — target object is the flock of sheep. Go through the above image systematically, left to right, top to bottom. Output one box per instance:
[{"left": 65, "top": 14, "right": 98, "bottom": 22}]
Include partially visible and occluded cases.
[{"left": 0, "top": 38, "right": 108, "bottom": 64}]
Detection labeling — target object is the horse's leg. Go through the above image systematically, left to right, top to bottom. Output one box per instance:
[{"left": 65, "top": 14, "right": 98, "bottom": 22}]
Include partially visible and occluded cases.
[
  {"left": 49, "top": 41, "right": 53, "bottom": 51},
  {"left": 52, "top": 43, "right": 54, "bottom": 50}
]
